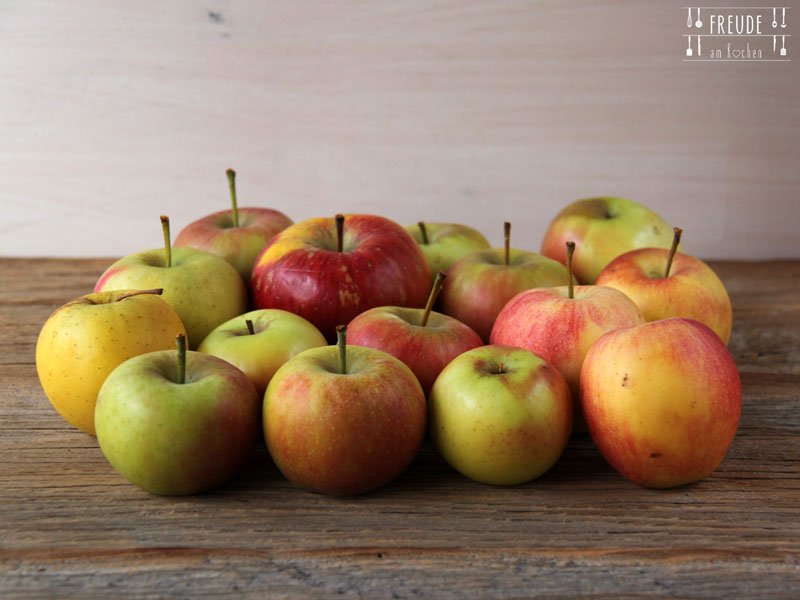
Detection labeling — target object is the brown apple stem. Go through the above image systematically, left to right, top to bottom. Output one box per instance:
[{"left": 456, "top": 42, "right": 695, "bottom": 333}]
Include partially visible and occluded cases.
[
  {"left": 226, "top": 168, "right": 239, "bottom": 228},
  {"left": 335, "top": 214, "right": 345, "bottom": 253},
  {"left": 160, "top": 215, "right": 172, "bottom": 268},
  {"left": 418, "top": 221, "right": 429, "bottom": 245},
  {"left": 504, "top": 221, "right": 511, "bottom": 266},
  {"left": 665, "top": 227, "right": 683, "bottom": 278},
  {"left": 566, "top": 241, "right": 576, "bottom": 300},
  {"left": 421, "top": 271, "right": 447, "bottom": 327},
  {"left": 115, "top": 288, "right": 164, "bottom": 302},
  {"left": 245, "top": 319, "right": 256, "bottom": 335},
  {"left": 336, "top": 324, "right": 347, "bottom": 374},
  {"left": 176, "top": 333, "right": 186, "bottom": 385}
]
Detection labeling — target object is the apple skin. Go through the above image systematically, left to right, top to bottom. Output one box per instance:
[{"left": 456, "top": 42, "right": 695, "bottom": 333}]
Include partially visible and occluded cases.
[
  {"left": 540, "top": 197, "right": 676, "bottom": 284},
  {"left": 175, "top": 207, "right": 293, "bottom": 281},
  {"left": 251, "top": 214, "right": 431, "bottom": 342},
  {"left": 404, "top": 223, "right": 490, "bottom": 276},
  {"left": 94, "top": 246, "right": 248, "bottom": 350},
  {"left": 438, "top": 248, "right": 569, "bottom": 342},
  {"left": 595, "top": 248, "right": 732, "bottom": 344},
  {"left": 490, "top": 285, "right": 646, "bottom": 432},
  {"left": 35, "top": 290, "right": 187, "bottom": 435},
  {"left": 347, "top": 306, "right": 483, "bottom": 396},
  {"left": 197, "top": 309, "right": 327, "bottom": 397},
  {"left": 580, "top": 318, "right": 741, "bottom": 489},
  {"left": 264, "top": 345, "right": 427, "bottom": 495},
  {"left": 428, "top": 345, "right": 572, "bottom": 485},
  {"left": 95, "top": 350, "right": 261, "bottom": 495}
]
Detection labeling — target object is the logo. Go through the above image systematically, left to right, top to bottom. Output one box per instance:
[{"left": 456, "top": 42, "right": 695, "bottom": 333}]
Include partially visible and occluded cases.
[{"left": 684, "top": 6, "right": 791, "bottom": 61}]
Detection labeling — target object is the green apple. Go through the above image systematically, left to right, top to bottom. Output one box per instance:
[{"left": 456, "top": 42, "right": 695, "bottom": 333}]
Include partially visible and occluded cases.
[
  {"left": 540, "top": 197, "right": 676, "bottom": 284},
  {"left": 94, "top": 216, "right": 247, "bottom": 349},
  {"left": 405, "top": 222, "right": 490, "bottom": 276},
  {"left": 595, "top": 228, "right": 733, "bottom": 344},
  {"left": 35, "top": 289, "right": 187, "bottom": 435},
  {"left": 198, "top": 309, "right": 327, "bottom": 397},
  {"left": 264, "top": 326, "right": 427, "bottom": 495},
  {"left": 95, "top": 334, "right": 260, "bottom": 495},
  {"left": 429, "top": 344, "right": 573, "bottom": 485}
]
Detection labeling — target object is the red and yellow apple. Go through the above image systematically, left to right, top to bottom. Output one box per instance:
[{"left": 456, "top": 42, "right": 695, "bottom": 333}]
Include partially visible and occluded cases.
[
  {"left": 540, "top": 197, "right": 676, "bottom": 284},
  {"left": 580, "top": 318, "right": 741, "bottom": 488}
]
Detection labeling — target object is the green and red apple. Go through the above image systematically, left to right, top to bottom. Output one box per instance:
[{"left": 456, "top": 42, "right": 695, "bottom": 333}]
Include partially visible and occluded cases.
[
  {"left": 175, "top": 169, "right": 293, "bottom": 281},
  {"left": 540, "top": 197, "right": 676, "bottom": 284},
  {"left": 95, "top": 216, "right": 247, "bottom": 349},
  {"left": 404, "top": 221, "right": 490, "bottom": 276},
  {"left": 439, "top": 222, "right": 569, "bottom": 342},
  {"left": 595, "top": 228, "right": 732, "bottom": 344},
  {"left": 36, "top": 289, "right": 187, "bottom": 435},
  {"left": 198, "top": 309, "right": 327, "bottom": 397},
  {"left": 581, "top": 318, "right": 741, "bottom": 488},
  {"left": 264, "top": 326, "right": 427, "bottom": 495},
  {"left": 95, "top": 335, "right": 261, "bottom": 495},
  {"left": 429, "top": 345, "right": 573, "bottom": 485}
]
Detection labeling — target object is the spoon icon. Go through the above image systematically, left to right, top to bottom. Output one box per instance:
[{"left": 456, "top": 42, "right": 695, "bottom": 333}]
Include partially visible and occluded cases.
[
  {"left": 695, "top": 8, "right": 702, "bottom": 28},
  {"left": 781, "top": 8, "right": 786, "bottom": 28}
]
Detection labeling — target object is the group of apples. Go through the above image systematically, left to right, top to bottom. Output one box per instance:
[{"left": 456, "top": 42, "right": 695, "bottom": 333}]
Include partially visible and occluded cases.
[{"left": 35, "top": 171, "right": 741, "bottom": 496}]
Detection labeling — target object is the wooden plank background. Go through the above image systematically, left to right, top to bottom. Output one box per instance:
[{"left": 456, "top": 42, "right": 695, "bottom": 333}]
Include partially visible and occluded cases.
[{"left": 0, "top": 1, "right": 798, "bottom": 260}]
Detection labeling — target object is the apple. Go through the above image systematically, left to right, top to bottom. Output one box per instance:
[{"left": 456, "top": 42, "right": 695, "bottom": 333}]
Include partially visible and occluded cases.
[
  {"left": 175, "top": 168, "right": 293, "bottom": 281},
  {"left": 540, "top": 196, "right": 676, "bottom": 284},
  {"left": 251, "top": 213, "right": 431, "bottom": 342},
  {"left": 95, "top": 216, "right": 248, "bottom": 349},
  {"left": 404, "top": 221, "right": 490, "bottom": 276},
  {"left": 439, "top": 222, "right": 569, "bottom": 342},
  {"left": 595, "top": 227, "right": 733, "bottom": 344},
  {"left": 491, "top": 241, "right": 646, "bottom": 432},
  {"left": 347, "top": 272, "right": 483, "bottom": 396},
  {"left": 35, "top": 289, "right": 187, "bottom": 435},
  {"left": 197, "top": 309, "right": 327, "bottom": 397},
  {"left": 580, "top": 318, "right": 742, "bottom": 488},
  {"left": 264, "top": 325, "right": 427, "bottom": 495},
  {"left": 95, "top": 334, "right": 260, "bottom": 495},
  {"left": 428, "top": 344, "right": 572, "bottom": 485}
]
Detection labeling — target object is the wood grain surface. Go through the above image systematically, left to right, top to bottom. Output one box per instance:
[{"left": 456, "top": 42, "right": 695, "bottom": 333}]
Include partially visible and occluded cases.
[{"left": 1, "top": 258, "right": 799, "bottom": 598}]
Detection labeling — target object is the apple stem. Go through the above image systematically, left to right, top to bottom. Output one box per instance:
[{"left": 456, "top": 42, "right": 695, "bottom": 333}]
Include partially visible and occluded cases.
[
  {"left": 227, "top": 168, "right": 239, "bottom": 228},
  {"left": 335, "top": 214, "right": 345, "bottom": 253},
  {"left": 160, "top": 215, "right": 172, "bottom": 268},
  {"left": 418, "top": 221, "right": 429, "bottom": 245},
  {"left": 504, "top": 221, "right": 511, "bottom": 266},
  {"left": 665, "top": 227, "right": 683, "bottom": 278},
  {"left": 566, "top": 241, "right": 576, "bottom": 300},
  {"left": 421, "top": 271, "right": 447, "bottom": 327},
  {"left": 115, "top": 288, "right": 163, "bottom": 302},
  {"left": 245, "top": 319, "right": 255, "bottom": 335},
  {"left": 336, "top": 324, "right": 347, "bottom": 374},
  {"left": 176, "top": 333, "right": 186, "bottom": 384},
  {"left": 497, "top": 362, "right": 504, "bottom": 374}
]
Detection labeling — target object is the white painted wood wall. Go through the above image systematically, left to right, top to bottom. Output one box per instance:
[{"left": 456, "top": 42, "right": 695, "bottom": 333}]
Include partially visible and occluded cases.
[{"left": 1, "top": 1, "right": 798, "bottom": 259}]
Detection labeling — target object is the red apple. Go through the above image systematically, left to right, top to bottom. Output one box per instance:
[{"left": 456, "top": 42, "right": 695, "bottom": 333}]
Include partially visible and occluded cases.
[
  {"left": 174, "top": 169, "right": 292, "bottom": 281},
  {"left": 540, "top": 197, "right": 676, "bottom": 284},
  {"left": 251, "top": 214, "right": 431, "bottom": 341},
  {"left": 439, "top": 222, "right": 569, "bottom": 342},
  {"left": 595, "top": 228, "right": 732, "bottom": 344},
  {"left": 491, "top": 242, "right": 645, "bottom": 431},
  {"left": 347, "top": 272, "right": 483, "bottom": 396},
  {"left": 581, "top": 318, "right": 741, "bottom": 488},
  {"left": 264, "top": 326, "right": 427, "bottom": 495}
]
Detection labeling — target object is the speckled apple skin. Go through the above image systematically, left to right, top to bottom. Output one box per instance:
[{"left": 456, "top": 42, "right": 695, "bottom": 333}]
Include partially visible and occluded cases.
[
  {"left": 251, "top": 214, "right": 431, "bottom": 342},
  {"left": 595, "top": 248, "right": 732, "bottom": 344},
  {"left": 490, "top": 285, "right": 645, "bottom": 431},
  {"left": 580, "top": 318, "right": 741, "bottom": 489},
  {"left": 264, "top": 345, "right": 426, "bottom": 495}
]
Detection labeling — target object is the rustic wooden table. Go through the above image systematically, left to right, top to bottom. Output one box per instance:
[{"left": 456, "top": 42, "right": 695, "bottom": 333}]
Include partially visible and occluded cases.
[{"left": 1, "top": 258, "right": 798, "bottom": 598}]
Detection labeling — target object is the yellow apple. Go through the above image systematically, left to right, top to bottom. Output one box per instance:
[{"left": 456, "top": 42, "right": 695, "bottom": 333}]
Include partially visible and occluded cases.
[{"left": 35, "top": 289, "right": 187, "bottom": 435}]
